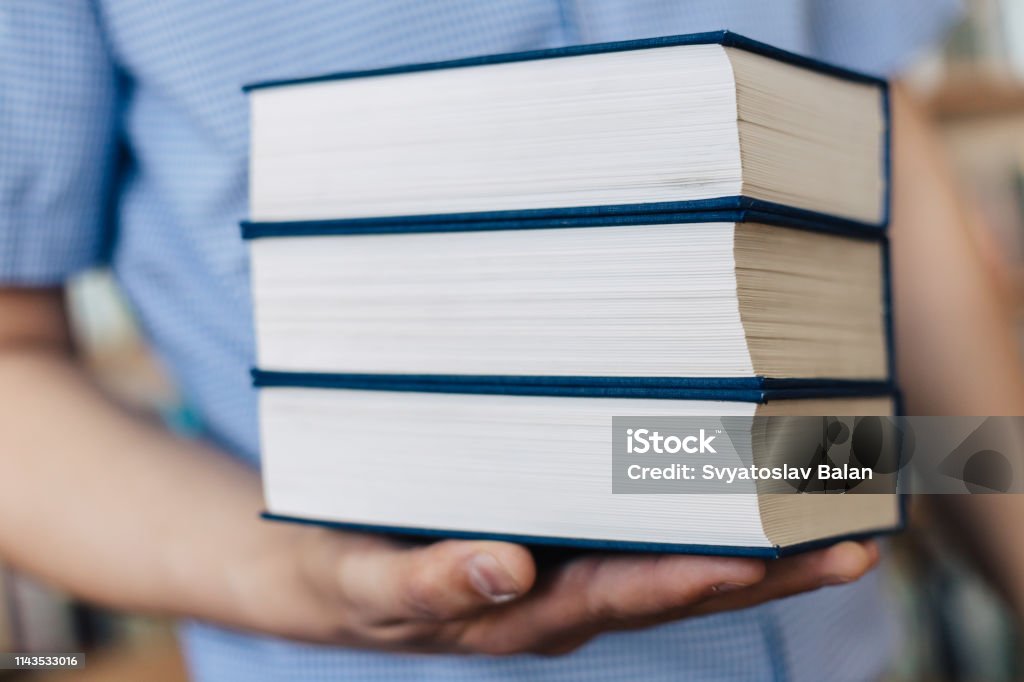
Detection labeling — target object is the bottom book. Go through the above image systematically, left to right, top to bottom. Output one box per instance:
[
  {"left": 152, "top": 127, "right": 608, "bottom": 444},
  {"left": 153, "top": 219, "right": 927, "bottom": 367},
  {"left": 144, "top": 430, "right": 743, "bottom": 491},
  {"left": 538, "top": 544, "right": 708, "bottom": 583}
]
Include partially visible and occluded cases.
[{"left": 257, "top": 383, "right": 901, "bottom": 557}]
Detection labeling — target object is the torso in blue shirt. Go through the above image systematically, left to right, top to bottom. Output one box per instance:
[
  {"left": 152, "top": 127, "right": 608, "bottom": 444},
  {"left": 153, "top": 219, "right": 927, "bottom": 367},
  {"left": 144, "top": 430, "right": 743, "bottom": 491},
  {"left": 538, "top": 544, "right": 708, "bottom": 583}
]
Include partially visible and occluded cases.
[{"left": 1, "top": 1, "right": 961, "bottom": 680}]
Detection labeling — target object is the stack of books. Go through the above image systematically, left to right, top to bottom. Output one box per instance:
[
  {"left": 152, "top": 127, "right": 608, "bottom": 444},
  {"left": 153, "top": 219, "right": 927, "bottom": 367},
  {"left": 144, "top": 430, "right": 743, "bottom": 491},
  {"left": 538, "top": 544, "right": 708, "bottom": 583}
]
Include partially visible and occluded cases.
[{"left": 243, "top": 31, "right": 899, "bottom": 557}]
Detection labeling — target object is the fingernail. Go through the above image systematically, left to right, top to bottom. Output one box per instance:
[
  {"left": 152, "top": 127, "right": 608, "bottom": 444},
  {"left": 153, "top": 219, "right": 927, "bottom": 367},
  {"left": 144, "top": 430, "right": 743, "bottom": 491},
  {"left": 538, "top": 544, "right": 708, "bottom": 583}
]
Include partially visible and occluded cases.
[
  {"left": 467, "top": 553, "right": 520, "bottom": 603},
  {"left": 821, "top": 575, "right": 853, "bottom": 586},
  {"left": 711, "top": 582, "right": 748, "bottom": 594}
]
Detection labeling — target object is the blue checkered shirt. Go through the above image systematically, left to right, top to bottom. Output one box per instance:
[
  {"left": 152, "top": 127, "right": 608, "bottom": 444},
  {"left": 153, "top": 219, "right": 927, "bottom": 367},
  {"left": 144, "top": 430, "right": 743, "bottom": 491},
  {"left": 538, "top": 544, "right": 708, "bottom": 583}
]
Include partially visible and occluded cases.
[{"left": 0, "top": 1, "right": 960, "bottom": 680}]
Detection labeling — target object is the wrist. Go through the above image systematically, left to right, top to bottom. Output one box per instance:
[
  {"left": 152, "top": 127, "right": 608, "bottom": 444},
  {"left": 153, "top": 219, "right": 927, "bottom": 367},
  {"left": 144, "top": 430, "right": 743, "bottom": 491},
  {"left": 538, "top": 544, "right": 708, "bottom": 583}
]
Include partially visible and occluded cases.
[{"left": 224, "top": 519, "right": 349, "bottom": 642}]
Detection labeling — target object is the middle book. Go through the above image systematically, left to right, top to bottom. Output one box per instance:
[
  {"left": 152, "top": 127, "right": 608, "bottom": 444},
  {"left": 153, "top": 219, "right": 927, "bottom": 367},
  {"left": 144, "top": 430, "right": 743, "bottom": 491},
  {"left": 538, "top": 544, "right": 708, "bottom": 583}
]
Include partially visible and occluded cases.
[{"left": 245, "top": 211, "right": 891, "bottom": 388}]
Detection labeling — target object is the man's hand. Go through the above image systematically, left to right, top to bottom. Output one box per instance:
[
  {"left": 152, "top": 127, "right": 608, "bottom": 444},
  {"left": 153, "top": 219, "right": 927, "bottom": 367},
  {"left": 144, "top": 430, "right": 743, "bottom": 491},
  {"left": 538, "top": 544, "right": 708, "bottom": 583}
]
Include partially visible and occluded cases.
[{"left": 253, "top": 527, "right": 879, "bottom": 654}]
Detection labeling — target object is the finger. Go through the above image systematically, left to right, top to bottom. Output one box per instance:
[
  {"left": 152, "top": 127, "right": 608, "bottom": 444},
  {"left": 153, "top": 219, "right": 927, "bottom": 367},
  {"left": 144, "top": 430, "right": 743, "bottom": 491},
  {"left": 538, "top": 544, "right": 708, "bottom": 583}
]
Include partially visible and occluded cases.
[
  {"left": 335, "top": 536, "right": 536, "bottom": 624},
  {"left": 687, "top": 540, "right": 881, "bottom": 616},
  {"left": 458, "top": 552, "right": 765, "bottom": 654}
]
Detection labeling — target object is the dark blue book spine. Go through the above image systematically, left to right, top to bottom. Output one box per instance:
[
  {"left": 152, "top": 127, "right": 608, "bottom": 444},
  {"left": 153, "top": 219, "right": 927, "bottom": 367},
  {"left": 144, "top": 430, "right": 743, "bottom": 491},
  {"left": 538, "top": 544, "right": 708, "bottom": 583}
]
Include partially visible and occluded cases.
[
  {"left": 241, "top": 202, "right": 886, "bottom": 241},
  {"left": 251, "top": 370, "right": 894, "bottom": 403},
  {"left": 262, "top": 512, "right": 904, "bottom": 558},
  {"left": 261, "top": 513, "right": 784, "bottom": 557}
]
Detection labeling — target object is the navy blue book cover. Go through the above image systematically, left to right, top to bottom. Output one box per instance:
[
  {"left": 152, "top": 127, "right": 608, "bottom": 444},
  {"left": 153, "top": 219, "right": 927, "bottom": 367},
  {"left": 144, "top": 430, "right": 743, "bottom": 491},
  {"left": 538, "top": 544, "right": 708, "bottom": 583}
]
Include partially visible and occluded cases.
[
  {"left": 251, "top": 369, "right": 895, "bottom": 404},
  {"left": 261, "top": 513, "right": 904, "bottom": 559}
]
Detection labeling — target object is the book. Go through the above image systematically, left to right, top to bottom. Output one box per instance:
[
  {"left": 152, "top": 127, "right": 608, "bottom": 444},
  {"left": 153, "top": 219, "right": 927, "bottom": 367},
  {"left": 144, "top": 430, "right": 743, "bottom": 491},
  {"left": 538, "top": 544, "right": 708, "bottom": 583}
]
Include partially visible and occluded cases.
[
  {"left": 244, "top": 31, "right": 890, "bottom": 230},
  {"left": 247, "top": 213, "right": 891, "bottom": 383},
  {"left": 258, "top": 384, "right": 900, "bottom": 556}
]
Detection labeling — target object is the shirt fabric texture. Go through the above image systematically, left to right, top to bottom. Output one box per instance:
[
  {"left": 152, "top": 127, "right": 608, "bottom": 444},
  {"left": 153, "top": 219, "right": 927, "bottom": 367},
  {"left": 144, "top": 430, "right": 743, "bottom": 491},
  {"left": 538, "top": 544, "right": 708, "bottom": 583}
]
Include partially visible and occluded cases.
[{"left": 0, "top": 1, "right": 961, "bottom": 680}]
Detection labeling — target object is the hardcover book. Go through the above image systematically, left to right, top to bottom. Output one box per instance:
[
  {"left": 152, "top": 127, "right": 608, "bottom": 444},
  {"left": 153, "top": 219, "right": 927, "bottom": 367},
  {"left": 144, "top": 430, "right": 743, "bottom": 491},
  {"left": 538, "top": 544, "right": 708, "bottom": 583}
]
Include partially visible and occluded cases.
[
  {"left": 244, "top": 31, "right": 890, "bottom": 230},
  {"left": 246, "top": 213, "right": 892, "bottom": 384},
  {"left": 257, "top": 384, "right": 901, "bottom": 556}
]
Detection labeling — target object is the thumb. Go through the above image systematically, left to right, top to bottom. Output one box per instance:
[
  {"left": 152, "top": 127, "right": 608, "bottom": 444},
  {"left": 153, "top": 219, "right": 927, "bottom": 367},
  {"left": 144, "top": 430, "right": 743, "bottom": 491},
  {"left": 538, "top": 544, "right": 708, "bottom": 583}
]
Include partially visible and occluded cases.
[{"left": 335, "top": 536, "right": 536, "bottom": 623}]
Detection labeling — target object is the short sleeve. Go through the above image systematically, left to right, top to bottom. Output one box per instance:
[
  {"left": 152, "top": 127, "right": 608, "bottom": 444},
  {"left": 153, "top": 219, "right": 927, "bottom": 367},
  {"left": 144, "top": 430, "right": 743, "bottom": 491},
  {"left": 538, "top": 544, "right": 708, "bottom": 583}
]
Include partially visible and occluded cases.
[
  {"left": 810, "top": 0, "right": 965, "bottom": 77},
  {"left": 0, "top": 1, "right": 119, "bottom": 285}
]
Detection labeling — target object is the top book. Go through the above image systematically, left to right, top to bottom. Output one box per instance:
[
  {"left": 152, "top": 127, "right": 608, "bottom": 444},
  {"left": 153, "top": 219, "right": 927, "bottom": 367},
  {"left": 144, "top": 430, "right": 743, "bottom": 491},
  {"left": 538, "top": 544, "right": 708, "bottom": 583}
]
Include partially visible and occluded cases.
[{"left": 245, "top": 31, "right": 889, "bottom": 229}]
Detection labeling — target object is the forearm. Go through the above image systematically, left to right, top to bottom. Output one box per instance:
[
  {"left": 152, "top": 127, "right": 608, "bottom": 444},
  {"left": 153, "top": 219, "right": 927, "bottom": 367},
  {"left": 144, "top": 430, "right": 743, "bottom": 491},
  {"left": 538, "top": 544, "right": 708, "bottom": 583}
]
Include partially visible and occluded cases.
[
  {"left": 890, "top": 84, "right": 1024, "bottom": 613},
  {"left": 890, "top": 84, "right": 1024, "bottom": 416},
  {"left": 0, "top": 344, "right": 301, "bottom": 631}
]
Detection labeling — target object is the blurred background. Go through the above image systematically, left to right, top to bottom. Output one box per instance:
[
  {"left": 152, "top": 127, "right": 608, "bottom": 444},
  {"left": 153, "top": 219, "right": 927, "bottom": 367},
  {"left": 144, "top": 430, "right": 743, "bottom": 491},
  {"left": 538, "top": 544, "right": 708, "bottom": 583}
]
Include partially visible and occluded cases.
[{"left": 3, "top": 2, "right": 1024, "bottom": 680}]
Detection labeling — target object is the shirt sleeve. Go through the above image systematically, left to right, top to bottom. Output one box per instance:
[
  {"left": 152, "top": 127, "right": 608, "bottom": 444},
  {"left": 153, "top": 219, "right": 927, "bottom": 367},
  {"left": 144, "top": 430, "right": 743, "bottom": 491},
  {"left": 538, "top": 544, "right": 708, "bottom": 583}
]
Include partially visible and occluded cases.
[
  {"left": 809, "top": 0, "right": 964, "bottom": 77},
  {"left": 0, "top": 1, "right": 120, "bottom": 285}
]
